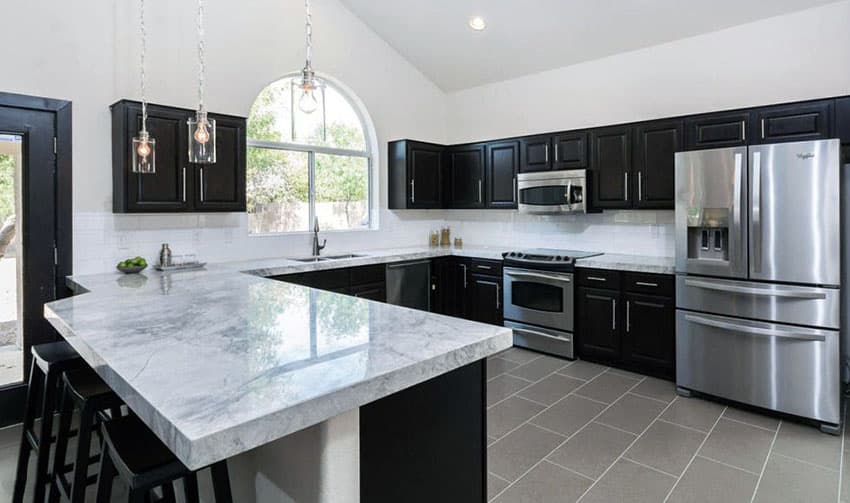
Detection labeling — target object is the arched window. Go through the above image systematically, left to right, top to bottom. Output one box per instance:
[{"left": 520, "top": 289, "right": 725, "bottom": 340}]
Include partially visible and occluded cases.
[{"left": 246, "top": 75, "right": 374, "bottom": 234}]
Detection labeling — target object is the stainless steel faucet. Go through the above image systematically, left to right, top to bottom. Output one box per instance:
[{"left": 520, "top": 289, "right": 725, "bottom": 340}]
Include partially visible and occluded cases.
[{"left": 312, "top": 218, "right": 327, "bottom": 256}]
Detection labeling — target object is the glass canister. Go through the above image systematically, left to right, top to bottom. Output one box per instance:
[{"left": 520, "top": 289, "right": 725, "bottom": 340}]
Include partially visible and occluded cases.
[
  {"left": 439, "top": 226, "right": 451, "bottom": 247},
  {"left": 429, "top": 230, "right": 440, "bottom": 247}
]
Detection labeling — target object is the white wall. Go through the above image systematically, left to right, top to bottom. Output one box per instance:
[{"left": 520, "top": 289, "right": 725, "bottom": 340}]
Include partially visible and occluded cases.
[{"left": 2, "top": 0, "right": 448, "bottom": 274}]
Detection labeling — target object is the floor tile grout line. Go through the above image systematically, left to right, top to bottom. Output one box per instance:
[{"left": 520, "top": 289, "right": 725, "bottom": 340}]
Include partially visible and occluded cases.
[
  {"left": 490, "top": 375, "right": 647, "bottom": 501},
  {"left": 486, "top": 378, "right": 545, "bottom": 410},
  {"left": 627, "top": 391, "right": 674, "bottom": 405},
  {"left": 571, "top": 392, "right": 613, "bottom": 406},
  {"left": 574, "top": 395, "right": 681, "bottom": 503},
  {"left": 662, "top": 405, "right": 727, "bottom": 503},
  {"left": 720, "top": 414, "right": 779, "bottom": 433},
  {"left": 655, "top": 417, "right": 712, "bottom": 435},
  {"left": 749, "top": 419, "right": 782, "bottom": 503},
  {"left": 591, "top": 420, "right": 640, "bottom": 438},
  {"left": 528, "top": 423, "right": 570, "bottom": 439},
  {"left": 771, "top": 451, "right": 840, "bottom": 473},
  {"left": 696, "top": 454, "right": 761, "bottom": 477},
  {"left": 621, "top": 456, "right": 679, "bottom": 479},
  {"left": 542, "top": 459, "right": 597, "bottom": 483},
  {"left": 488, "top": 471, "right": 511, "bottom": 483}
]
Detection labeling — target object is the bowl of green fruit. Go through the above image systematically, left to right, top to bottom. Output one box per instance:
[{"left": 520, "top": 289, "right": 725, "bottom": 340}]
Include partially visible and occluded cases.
[{"left": 117, "top": 256, "right": 148, "bottom": 274}]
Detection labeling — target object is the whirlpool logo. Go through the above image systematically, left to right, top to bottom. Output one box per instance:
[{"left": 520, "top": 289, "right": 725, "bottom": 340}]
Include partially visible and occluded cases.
[{"left": 797, "top": 152, "right": 815, "bottom": 160}]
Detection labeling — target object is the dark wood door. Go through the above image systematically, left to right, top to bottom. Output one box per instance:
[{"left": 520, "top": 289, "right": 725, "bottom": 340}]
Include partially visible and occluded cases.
[
  {"left": 836, "top": 97, "right": 850, "bottom": 145},
  {"left": 752, "top": 100, "right": 833, "bottom": 144},
  {"left": 119, "top": 102, "right": 190, "bottom": 212},
  {"left": 684, "top": 111, "right": 750, "bottom": 150},
  {"left": 192, "top": 115, "right": 246, "bottom": 211},
  {"left": 633, "top": 120, "right": 682, "bottom": 209},
  {"left": 590, "top": 126, "right": 633, "bottom": 209},
  {"left": 553, "top": 132, "right": 588, "bottom": 169},
  {"left": 519, "top": 135, "right": 552, "bottom": 173},
  {"left": 485, "top": 141, "right": 518, "bottom": 209},
  {"left": 408, "top": 142, "right": 443, "bottom": 208},
  {"left": 448, "top": 144, "right": 485, "bottom": 209},
  {"left": 432, "top": 258, "right": 469, "bottom": 318},
  {"left": 468, "top": 274, "right": 502, "bottom": 325},
  {"left": 352, "top": 283, "right": 387, "bottom": 302},
  {"left": 577, "top": 287, "right": 620, "bottom": 361},
  {"left": 622, "top": 293, "right": 675, "bottom": 378}
]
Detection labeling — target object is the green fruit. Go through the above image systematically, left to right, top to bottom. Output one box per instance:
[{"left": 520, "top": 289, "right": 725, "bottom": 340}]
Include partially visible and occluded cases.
[{"left": 118, "top": 261, "right": 127, "bottom": 268}]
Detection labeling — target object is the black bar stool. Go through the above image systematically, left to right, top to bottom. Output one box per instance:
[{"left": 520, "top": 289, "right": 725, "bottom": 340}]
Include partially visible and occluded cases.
[
  {"left": 12, "top": 341, "right": 84, "bottom": 503},
  {"left": 48, "top": 367, "right": 124, "bottom": 503},
  {"left": 95, "top": 414, "right": 233, "bottom": 503}
]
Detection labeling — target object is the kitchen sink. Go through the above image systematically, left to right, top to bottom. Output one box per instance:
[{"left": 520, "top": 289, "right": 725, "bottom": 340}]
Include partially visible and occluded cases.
[
  {"left": 288, "top": 253, "right": 367, "bottom": 263},
  {"left": 289, "top": 257, "right": 329, "bottom": 263}
]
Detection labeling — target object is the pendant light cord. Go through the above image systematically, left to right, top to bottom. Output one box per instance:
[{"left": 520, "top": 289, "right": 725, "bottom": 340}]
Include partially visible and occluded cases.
[
  {"left": 140, "top": 0, "right": 148, "bottom": 133},
  {"left": 197, "top": 0, "right": 206, "bottom": 111},
  {"left": 304, "top": 0, "right": 312, "bottom": 69}
]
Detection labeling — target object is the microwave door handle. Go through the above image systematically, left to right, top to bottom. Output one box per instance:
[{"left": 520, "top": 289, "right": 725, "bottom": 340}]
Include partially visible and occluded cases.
[{"left": 566, "top": 180, "right": 573, "bottom": 205}]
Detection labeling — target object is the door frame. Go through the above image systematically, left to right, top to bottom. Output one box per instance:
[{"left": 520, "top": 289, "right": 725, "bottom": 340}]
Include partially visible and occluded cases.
[{"left": 0, "top": 91, "right": 72, "bottom": 427}]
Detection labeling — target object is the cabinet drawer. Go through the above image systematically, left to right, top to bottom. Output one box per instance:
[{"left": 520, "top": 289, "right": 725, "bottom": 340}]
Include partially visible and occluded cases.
[
  {"left": 470, "top": 259, "right": 502, "bottom": 275},
  {"left": 350, "top": 264, "right": 386, "bottom": 286},
  {"left": 577, "top": 268, "right": 620, "bottom": 288},
  {"left": 623, "top": 273, "right": 674, "bottom": 296}
]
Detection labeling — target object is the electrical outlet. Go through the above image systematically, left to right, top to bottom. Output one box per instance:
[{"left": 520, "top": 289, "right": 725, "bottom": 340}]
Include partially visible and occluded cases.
[{"left": 117, "top": 233, "right": 130, "bottom": 250}]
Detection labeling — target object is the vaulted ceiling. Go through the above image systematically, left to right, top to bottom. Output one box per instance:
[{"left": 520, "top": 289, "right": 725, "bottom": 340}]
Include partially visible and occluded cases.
[{"left": 339, "top": 0, "right": 838, "bottom": 91}]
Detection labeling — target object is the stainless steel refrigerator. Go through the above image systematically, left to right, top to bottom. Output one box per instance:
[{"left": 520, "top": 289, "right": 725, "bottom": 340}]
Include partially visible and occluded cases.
[{"left": 675, "top": 139, "right": 841, "bottom": 433}]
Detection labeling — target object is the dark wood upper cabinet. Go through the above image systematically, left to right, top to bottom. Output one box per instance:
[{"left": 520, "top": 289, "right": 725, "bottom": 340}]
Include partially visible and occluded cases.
[
  {"left": 836, "top": 97, "right": 850, "bottom": 145},
  {"left": 111, "top": 100, "right": 246, "bottom": 213},
  {"left": 751, "top": 100, "right": 833, "bottom": 144},
  {"left": 684, "top": 111, "right": 750, "bottom": 150},
  {"left": 192, "top": 115, "right": 246, "bottom": 212},
  {"left": 633, "top": 120, "right": 682, "bottom": 209},
  {"left": 590, "top": 125, "right": 633, "bottom": 209},
  {"left": 552, "top": 132, "right": 587, "bottom": 169},
  {"left": 519, "top": 135, "right": 552, "bottom": 172},
  {"left": 388, "top": 139, "right": 444, "bottom": 209},
  {"left": 485, "top": 141, "right": 519, "bottom": 209},
  {"left": 448, "top": 144, "right": 486, "bottom": 209}
]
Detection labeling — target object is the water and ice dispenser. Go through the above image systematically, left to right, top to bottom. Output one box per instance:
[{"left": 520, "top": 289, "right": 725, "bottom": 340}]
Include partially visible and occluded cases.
[{"left": 686, "top": 208, "right": 729, "bottom": 262}]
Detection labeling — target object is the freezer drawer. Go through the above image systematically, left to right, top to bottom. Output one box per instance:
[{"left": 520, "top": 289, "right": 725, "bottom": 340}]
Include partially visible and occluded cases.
[
  {"left": 676, "top": 275, "right": 840, "bottom": 329},
  {"left": 676, "top": 310, "right": 840, "bottom": 424}
]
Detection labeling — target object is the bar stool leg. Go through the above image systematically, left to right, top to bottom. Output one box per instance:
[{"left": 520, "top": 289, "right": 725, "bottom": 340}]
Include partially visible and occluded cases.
[
  {"left": 12, "top": 363, "right": 42, "bottom": 503},
  {"left": 32, "top": 371, "right": 60, "bottom": 503},
  {"left": 47, "top": 381, "right": 75, "bottom": 503},
  {"left": 69, "top": 404, "right": 96, "bottom": 503},
  {"left": 94, "top": 445, "right": 116, "bottom": 503},
  {"left": 210, "top": 461, "right": 234, "bottom": 503},
  {"left": 183, "top": 472, "right": 200, "bottom": 503},
  {"left": 160, "top": 482, "right": 177, "bottom": 503}
]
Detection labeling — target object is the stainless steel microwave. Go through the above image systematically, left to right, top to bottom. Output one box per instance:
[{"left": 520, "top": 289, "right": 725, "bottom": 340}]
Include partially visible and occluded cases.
[{"left": 517, "top": 169, "right": 589, "bottom": 214}]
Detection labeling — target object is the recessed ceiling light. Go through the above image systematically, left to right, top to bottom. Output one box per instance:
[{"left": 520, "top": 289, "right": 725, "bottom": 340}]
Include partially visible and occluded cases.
[{"left": 468, "top": 16, "right": 486, "bottom": 31}]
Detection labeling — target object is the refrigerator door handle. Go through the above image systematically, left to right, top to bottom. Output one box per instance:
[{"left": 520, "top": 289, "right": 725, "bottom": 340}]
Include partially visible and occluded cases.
[
  {"left": 751, "top": 151, "right": 762, "bottom": 273},
  {"left": 732, "top": 152, "right": 743, "bottom": 272},
  {"left": 684, "top": 279, "right": 828, "bottom": 299},
  {"left": 684, "top": 314, "right": 826, "bottom": 342}
]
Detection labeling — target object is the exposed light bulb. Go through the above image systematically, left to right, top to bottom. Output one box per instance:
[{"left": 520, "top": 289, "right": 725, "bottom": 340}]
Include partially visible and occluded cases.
[
  {"left": 468, "top": 16, "right": 486, "bottom": 31},
  {"left": 298, "top": 88, "right": 319, "bottom": 114},
  {"left": 194, "top": 120, "right": 210, "bottom": 144},
  {"left": 136, "top": 139, "right": 151, "bottom": 158}
]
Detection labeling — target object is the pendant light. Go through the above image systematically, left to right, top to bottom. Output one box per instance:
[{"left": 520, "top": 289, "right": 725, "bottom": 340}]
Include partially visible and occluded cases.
[
  {"left": 131, "top": 0, "right": 155, "bottom": 174},
  {"left": 188, "top": 0, "right": 216, "bottom": 163},
  {"left": 296, "top": 0, "right": 322, "bottom": 114}
]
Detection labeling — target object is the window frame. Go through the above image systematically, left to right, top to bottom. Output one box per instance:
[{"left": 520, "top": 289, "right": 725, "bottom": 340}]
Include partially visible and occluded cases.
[{"left": 246, "top": 76, "right": 375, "bottom": 235}]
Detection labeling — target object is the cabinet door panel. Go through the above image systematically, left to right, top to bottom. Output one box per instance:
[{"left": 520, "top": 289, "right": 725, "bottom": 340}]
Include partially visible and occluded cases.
[
  {"left": 836, "top": 97, "right": 850, "bottom": 145},
  {"left": 753, "top": 101, "right": 833, "bottom": 144},
  {"left": 126, "top": 107, "right": 189, "bottom": 211},
  {"left": 684, "top": 111, "right": 750, "bottom": 150},
  {"left": 193, "top": 116, "right": 246, "bottom": 211},
  {"left": 634, "top": 120, "right": 682, "bottom": 209},
  {"left": 591, "top": 126, "right": 632, "bottom": 209},
  {"left": 553, "top": 132, "right": 587, "bottom": 169},
  {"left": 519, "top": 135, "right": 552, "bottom": 173},
  {"left": 486, "top": 141, "right": 518, "bottom": 209},
  {"left": 409, "top": 144, "right": 443, "bottom": 208},
  {"left": 449, "top": 145, "right": 485, "bottom": 208},
  {"left": 469, "top": 274, "right": 502, "bottom": 326},
  {"left": 352, "top": 283, "right": 387, "bottom": 302},
  {"left": 577, "top": 287, "right": 620, "bottom": 361},
  {"left": 622, "top": 293, "right": 674, "bottom": 378}
]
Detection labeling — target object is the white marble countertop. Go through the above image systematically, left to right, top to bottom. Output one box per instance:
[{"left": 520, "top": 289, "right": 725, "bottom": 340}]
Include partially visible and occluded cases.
[
  {"left": 44, "top": 247, "right": 513, "bottom": 470},
  {"left": 574, "top": 253, "right": 675, "bottom": 275}
]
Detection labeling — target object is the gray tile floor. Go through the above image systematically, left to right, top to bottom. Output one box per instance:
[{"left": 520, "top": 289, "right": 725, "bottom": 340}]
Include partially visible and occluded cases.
[{"left": 487, "top": 347, "right": 849, "bottom": 503}]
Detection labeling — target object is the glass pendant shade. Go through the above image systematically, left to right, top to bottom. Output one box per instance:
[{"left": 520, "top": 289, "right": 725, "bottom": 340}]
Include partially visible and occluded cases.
[
  {"left": 188, "top": 110, "right": 216, "bottom": 163},
  {"left": 132, "top": 130, "right": 156, "bottom": 173}
]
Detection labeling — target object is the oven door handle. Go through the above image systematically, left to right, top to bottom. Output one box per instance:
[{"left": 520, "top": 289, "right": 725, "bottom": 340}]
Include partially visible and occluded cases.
[
  {"left": 504, "top": 270, "right": 572, "bottom": 284},
  {"left": 511, "top": 326, "right": 571, "bottom": 343}
]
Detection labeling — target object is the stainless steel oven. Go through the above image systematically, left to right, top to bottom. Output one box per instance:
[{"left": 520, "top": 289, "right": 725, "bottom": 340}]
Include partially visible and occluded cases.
[{"left": 517, "top": 169, "right": 589, "bottom": 214}]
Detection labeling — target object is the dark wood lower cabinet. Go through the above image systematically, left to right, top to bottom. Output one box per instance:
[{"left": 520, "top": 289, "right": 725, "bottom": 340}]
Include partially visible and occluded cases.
[
  {"left": 576, "top": 269, "right": 675, "bottom": 379},
  {"left": 468, "top": 273, "right": 503, "bottom": 325}
]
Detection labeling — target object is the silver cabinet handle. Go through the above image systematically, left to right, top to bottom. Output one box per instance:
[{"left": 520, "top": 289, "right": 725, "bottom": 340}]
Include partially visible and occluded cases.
[
  {"left": 760, "top": 118, "right": 765, "bottom": 139},
  {"left": 741, "top": 120, "right": 746, "bottom": 141},
  {"left": 554, "top": 142, "right": 559, "bottom": 162},
  {"left": 544, "top": 144, "right": 549, "bottom": 163},
  {"left": 752, "top": 151, "right": 762, "bottom": 273},
  {"left": 199, "top": 167, "right": 205, "bottom": 202},
  {"left": 182, "top": 168, "right": 186, "bottom": 202},
  {"left": 637, "top": 171, "right": 642, "bottom": 201},
  {"left": 623, "top": 172, "right": 628, "bottom": 200},
  {"left": 513, "top": 177, "right": 517, "bottom": 203},
  {"left": 410, "top": 179, "right": 415, "bottom": 204},
  {"left": 478, "top": 179, "right": 483, "bottom": 203},
  {"left": 460, "top": 263, "right": 468, "bottom": 288},
  {"left": 476, "top": 265, "right": 492, "bottom": 270},
  {"left": 587, "top": 276, "right": 607, "bottom": 282},
  {"left": 684, "top": 279, "right": 827, "bottom": 299},
  {"left": 478, "top": 280, "right": 501, "bottom": 310},
  {"left": 635, "top": 281, "right": 658, "bottom": 287},
  {"left": 496, "top": 283, "right": 501, "bottom": 310},
  {"left": 612, "top": 299, "right": 617, "bottom": 331},
  {"left": 626, "top": 301, "right": 630, "bottom": 333},
  {"left": 684, "top": 314, "right": 826, "bottom": 342}
]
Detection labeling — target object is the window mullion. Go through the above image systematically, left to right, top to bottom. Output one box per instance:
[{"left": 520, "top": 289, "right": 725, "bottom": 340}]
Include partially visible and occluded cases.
[{"left": 308, "top": 150, "right": 316, "bottom": 229}]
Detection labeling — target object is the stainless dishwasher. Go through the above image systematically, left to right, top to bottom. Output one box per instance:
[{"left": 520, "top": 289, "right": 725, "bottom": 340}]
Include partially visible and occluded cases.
[{"left": 386, "top": 260, "right": 431, "bottom": 311}]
